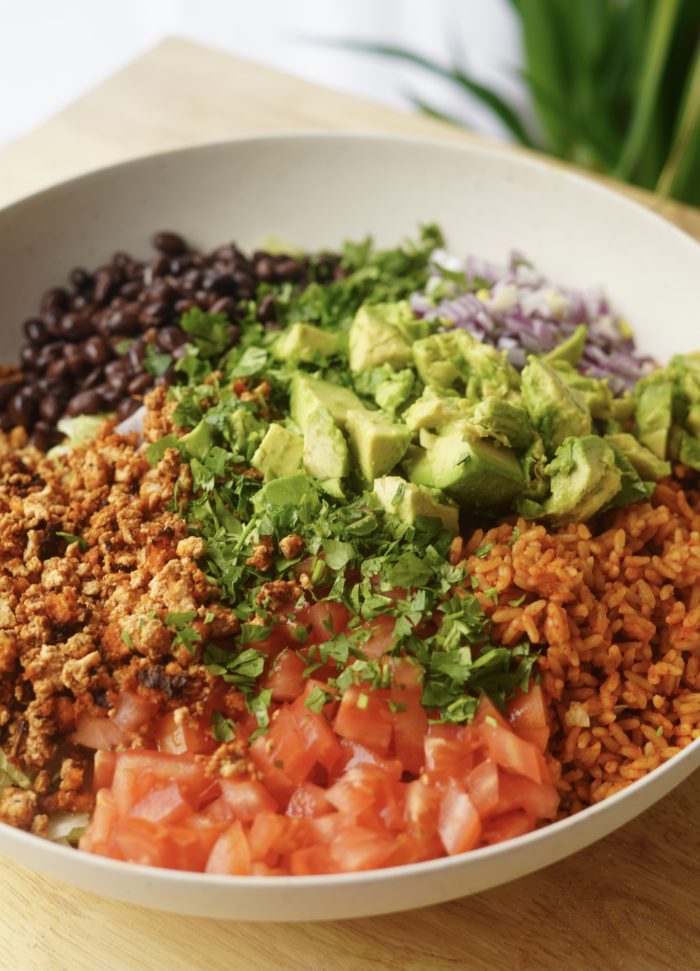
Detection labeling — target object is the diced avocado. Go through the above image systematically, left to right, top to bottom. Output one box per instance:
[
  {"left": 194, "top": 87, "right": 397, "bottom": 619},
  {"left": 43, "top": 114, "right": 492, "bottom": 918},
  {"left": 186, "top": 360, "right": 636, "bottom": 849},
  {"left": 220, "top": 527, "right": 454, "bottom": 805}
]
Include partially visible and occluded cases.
[
  {"left": 387, "top": 301, "right": 434, "bottom": 343},
  {"left": 348, "top": 302, "right": 414, "bottom": 373},
  {"left": 272, "top": 323, "right": 340, "bottom": 363},
  {"left": 542, "top": 324, "right": 587, "bottom": 367},
  {"left": 412, "top": 329, "right": 519, "bottom": 399},
  {"left": 412, "top": 331, "right": 471, "bottom": 389},
  {"left": 521, "top": 357, "right": 592, "bottom": 450},
  {"left": 552, "top": 361, "right": 615, "bottom": 421},
  {"left": 353, "top": 364, "right": 415, "bottom": 414},
  {"left": 290, "top": 374, "right": 364, "bottom": 432},
  {"left": 635, "top": 380, "right": 673, "bottom": 459},
  {"left": 403, "top": 387, "right": 470, "bottom": 431},
  {"left": 610, "top": 393, "right": 635, "bottom": 423},
  {"left": 470, "top": 397, "right": 534, "bottom": 451},
  {"left": 687, "top": 402, "right": 700, "bottom": 437},
  {"left": 228, "top": 407, "right": 266, "bottom": 455},
  {"left": 302, "top": 407, "right": 350, "bottom": 492},
  {"left": 345, "top": 409, "right": 411, "bottom": 481},
  {"left": 181, "top": 419, "right": 214, "bottom": 459},
  {"left": 251, "top": 424, "right": 304, "bottom": 481},
  {"left": 406, "top": 426, "right": 524, "bottom": 509},
  {"left": 678, "top": 432, "right": 700, "bottom": 472},
  {"left": 605, "top": 433, "right": 671, "bottom": 481},
  {"left": 520, "top": 436, "right": 549, "bottom": 501},
  {"left": 542, "top": 436, "right": 621, "bottom": 524},
  {"left": 606, "top": 442, "right": 655, "bottom": 509},
  {"left": 254, "top": 472, "right": 320, "bottom": 512},
  {"left": 373, "top": 476, "right": 459, "bottom": 534}
]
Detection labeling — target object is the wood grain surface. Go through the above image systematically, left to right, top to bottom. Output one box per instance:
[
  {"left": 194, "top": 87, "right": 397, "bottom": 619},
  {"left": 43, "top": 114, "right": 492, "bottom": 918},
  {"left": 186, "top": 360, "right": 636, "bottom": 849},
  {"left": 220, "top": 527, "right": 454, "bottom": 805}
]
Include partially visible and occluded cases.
[{"left": 1, "top": 37, "right": 699, "bottom": 971}]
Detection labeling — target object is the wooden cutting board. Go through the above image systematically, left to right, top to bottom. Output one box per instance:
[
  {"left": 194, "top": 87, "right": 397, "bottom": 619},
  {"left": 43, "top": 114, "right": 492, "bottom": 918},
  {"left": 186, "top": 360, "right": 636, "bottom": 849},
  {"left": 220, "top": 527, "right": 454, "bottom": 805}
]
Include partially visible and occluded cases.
[{"left": 1, "top": 37, "right": 699, "bottom": 971}]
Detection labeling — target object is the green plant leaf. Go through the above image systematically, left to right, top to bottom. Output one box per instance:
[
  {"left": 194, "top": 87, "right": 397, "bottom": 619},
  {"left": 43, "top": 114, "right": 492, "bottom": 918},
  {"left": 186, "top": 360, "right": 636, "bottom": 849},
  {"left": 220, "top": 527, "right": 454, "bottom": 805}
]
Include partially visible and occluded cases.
[
  {"left": 614, "top": 0, "right": 683, "bottom": 180},
  {"left": 656, "top": 37, "right": 700, "bottom": 201},
  {"left": 332, "top": 40, "right": 536, "bottom": 147}
]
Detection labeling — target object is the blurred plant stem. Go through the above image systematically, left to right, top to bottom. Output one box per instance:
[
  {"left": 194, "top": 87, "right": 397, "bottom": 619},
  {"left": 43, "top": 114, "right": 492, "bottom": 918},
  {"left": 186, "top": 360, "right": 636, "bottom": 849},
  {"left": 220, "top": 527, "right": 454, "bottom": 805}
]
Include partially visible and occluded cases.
[{"left": 337, "top": 0, "right": 700, "bottom": 206}]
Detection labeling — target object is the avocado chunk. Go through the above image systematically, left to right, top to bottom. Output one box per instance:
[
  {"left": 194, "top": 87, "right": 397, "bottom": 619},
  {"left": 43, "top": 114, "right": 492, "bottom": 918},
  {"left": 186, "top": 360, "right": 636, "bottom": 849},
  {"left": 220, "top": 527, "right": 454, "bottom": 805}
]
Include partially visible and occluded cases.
[
  {"left": 348, "top": 302, "right": 414, "bottom": 373},
  {"left": 273, "top": 323, "right": 340, "bottom": 363},
  {"left": 542, "top": 324, "right": 587, "bottom": 367},
  {"left": 413, "top": 329, "right": 519, "bottom": 399},
  {"left": 412, "top": 331, "right": 471, "bottom": 389},
  {"left": 521, "top": 357, "right": 592, "bottom": 451},
  {"left": 551, "top": 361, "right": 615, "bottom": 421},
  {"left": 353, "top": 364, "right": 415, "bottom": 414},
  {"left": 290, "top": 374, "right": 364, "bottom": 432},
  {"left": 635, "top": 379, "right": 673, "bottom": 459},
  {"left": 403, "top": 387, "right": 468, "bottom": 431},
  {"left": 470, "top": 397, "right": 534, "bottom": 451},
  {"left": 302, "top": 406, "right": 350, "bottom": 496},
  {"left": 228, "top": 407, "right": 266, "bottom": 456},
  {"left": 345, "top": 409, "right": 411, "bottom": 481},
  {"left": 180, "top": 419, "right": 214, "bottom": 459},
  {"left": 251, "top": 424, "right": 304, "bottom": 481},
  {"left": 406, "top": 426, "right": 524, "bottom": 509},
  {"left": 678, "top": 432, "right": 700, "bottom": 472},
  {"left": 605, "top": 433, "right": 671, "bottom": 480},
  {"left": 542, "top": 436, "right": 621, "bottom": 524},
  {"left": 606, "top": 442, "right": 655, "bottom": 508},
  {"left": 373, "top": 476, "right": 459, "bottom": 534}
]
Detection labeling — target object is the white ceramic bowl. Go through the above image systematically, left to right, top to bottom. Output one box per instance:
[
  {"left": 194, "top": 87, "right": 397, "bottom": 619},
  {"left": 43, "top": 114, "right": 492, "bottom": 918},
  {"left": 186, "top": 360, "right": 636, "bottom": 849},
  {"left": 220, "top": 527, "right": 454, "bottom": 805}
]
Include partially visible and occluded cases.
[{"left": 0, "top": 134, "right": 698, "bottom": 921}]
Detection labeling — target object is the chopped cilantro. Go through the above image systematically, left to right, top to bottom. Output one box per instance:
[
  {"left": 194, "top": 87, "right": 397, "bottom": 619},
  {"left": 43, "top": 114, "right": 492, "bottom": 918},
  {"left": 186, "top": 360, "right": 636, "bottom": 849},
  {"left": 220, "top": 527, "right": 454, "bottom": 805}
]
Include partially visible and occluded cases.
[
  {"left": 180, "top": 307, "right": 232, "bottom": 357},
  {"left": 144, "top": 344, "right": 172, "bottom": 377},
  {"left": 56, "top": 532, "right": 87, "bottom": 552},
  {"left": 164, "top": 611, "right": 201, "bottom": 654},
  {"left": 120, "top": 630, "right": 134, "bottom": 649},
  {"left": 304, "top": 685, "right": 333, "bottom": 714},
  {"left": 211, "top": 710, "right": 237, "bottom": 742}
]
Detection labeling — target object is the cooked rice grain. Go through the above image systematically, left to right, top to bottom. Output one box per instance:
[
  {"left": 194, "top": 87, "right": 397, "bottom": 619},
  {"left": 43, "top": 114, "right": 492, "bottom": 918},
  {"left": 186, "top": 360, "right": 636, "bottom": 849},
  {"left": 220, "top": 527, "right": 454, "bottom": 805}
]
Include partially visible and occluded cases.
[{"left": 465, "top": 477, "right": 700, "bottom": 814}]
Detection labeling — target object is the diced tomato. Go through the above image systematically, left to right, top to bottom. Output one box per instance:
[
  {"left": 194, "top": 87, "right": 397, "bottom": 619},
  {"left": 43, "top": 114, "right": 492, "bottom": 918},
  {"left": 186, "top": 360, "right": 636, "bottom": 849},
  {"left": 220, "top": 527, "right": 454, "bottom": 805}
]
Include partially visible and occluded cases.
[
  {"left": 307, "top": 601, "right": 350, "bottom": 644},
  {"left": 361, "top": 615, "right": 396, "bottom": 660},
  {"left": 264, "top": 649, "right": 306, "bottom": 702},
  {"left": 507, "top": 683, "right": 550, "bottom": 752},
  {"left": 334, "top": 685, "right": 393, "bottom": 754},
  {"left": 112, "top": 691, "right": 158, "bottom": 734},
  {"left": 473, "top": 695, "right": 510, "bottom": 730},
  {"left": 391, "top": 698, "right": 428, "bottom": 776},
  {"left": 291, "top": 699, "right": 343, "bottom": 773},
  {"left": 250, "top": 707, "right": 316, "bottom": 802},
  {"left": 156, "top": 710, "right": 216, "bottom": 756},
  {"left": 71, "top": 714, "right": 127, "bottom": 751},
  {"left": 478, "top": 721, "right": 543, "bottom": 784},
  {"left": 423, "top": 735, "right": 473, "bottom": 784},
  {"left": 339, "top": 739, "right": 403, "bottom": 779},
  {"left": 92, "top": 750, "right": 117, "bottom": 793},
  {"left": 110, "top": 751, "right": 210, "bottom": 815},
  {"left": 465, "top": 758, "right": 500, "bottom": 817},
  {"left": 493, "top": 771, "right": 559, "bottom": 820},
  {"left": 220, "top": 778, "right": 278, "bottom": 821},
  {"left": 404, "top": 779, "right": 440, "bottom": 833},
  {"left": 128, "top": 781, "right": 193, "bottom": 825},
  {"left": 438, "top": 781, "right": 481, "bottom": 856},
  {"left": 286, "top": 782, "right": 333, "bottom": 818},
  {"left": 79, "top": 790, "right": 118, "bottom": 853},
  {"left": 203, "top": 795, "right": 233, "bottom": 823},
  {"left": 481, "top": 809, "right": 536, "bottom": 846},
  {"left": 248, "top": 812, "right": 289, "bottom": 862},
  {"left": 168, "top": 816, "right": 228, "bottom": 871},
  {"left": 109, "top": 817, "right": 172, "bottom": 868},
  {"left": 205, "top": 821, "right": 251, "bottom": 875},
  {"left": 328, "top": 827, "right": 395, "bottom": 872},
  {"left": 289, "top": 844, "right": 333, "bottom": 875}
]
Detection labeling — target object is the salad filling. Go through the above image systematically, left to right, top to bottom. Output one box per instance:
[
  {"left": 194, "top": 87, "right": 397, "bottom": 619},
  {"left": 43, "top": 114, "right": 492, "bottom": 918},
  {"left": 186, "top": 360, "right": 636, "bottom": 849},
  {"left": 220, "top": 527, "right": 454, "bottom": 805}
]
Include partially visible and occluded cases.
[{"left": 0, "top": 226, "right": 698, "bottom": 875}]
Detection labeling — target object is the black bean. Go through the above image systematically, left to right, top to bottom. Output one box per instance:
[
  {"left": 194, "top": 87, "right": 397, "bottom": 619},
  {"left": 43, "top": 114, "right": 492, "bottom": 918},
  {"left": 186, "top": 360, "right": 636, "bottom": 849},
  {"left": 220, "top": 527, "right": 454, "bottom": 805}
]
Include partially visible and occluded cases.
[
  {"left": 152, "top": 231, "right": 187, "bottom": 257},
  {"left": 148, "top": 255, "right": 170, "bottom": 279},
  {"left": 275, "top": 259, "right": 304, "bottom": 282},
  {"left": 94, "top": 267, "right": 121, "bottom": 304},
  {"left": 70, "top": 268, "right": 93, "bottom": 292},
  {"left": 207, "top": 273, "right": 237, "bottom": 296},
  {"left": 149, "top": 280, "right": 178, "bottom": 305},
  {"left": 120, "top": 281, "right": 142, "bottom": 299},
  {"left": 41, "top": 287, "right": 69, "bottom": 315},
  {"left": 257, "top": 294, "right": 276, "bottom": 323},
  {"left": 174, "top": 299, "right": 195, "bottom": 315},
  {"left": 138, "top": 301, "right": 169, "bottom": 327},
  {"left": 101, "top": 309, "right": 140, "bottom": 337},
  {"left": 42, "top": 310, "right": 64, "bottom": 337},
  {"left": 59, "top": 313, "right": 93, "bottom": 341},
  {"left": 23, "top": 318, "right": 49, "bottom": 346},
  {"left": 228, "top": 323, "right": 241, "bottom": 345},
  {"left": 156, "top": 326, "right": 185, "bottom": 352},
  {"left": 82, "top": 335, "right": 110, "bottom": 367},
  {"left": 127, "top": 340, "right": 146, "bottom": 371},
  {"left": 36, "top": 342, "right": 65, "bottom": 369},
  {"left": 20, "top": 344, "right": 40, "bottom": 371},
  {"left": 64, "top": 344, "right": 90, "bottom": 378},
  {"left": 171, "top": 345, "right": 190, "bottom": 361},
  {"left": 105, "top": 357, "right": 130, "bottom": 380},
  {"left": 45, "top": 358, "right": 69, "bottom": 381},
  {"left": 80, "top": 367, "right": 104, "bottom": 391},
  {"left": 155, "top": 368, "right": 176, "bottom": 388},
  {"left": 127, "top": 373, "right": 154, "bottom": 396},
  {"left": 37, "top": 376, "right": 70, "bottom": 398},
  {"left": 0, "top": 379, "right": 22, "bottom": 407},
  {"left": 99, "top": 384, "right": 123, "bottom": 408},
  {"left": 8, "top": 388, "right": 37, "bottom": 428},
  {"left": 66, "top": 389, "right": 105, "bottom": 416},
  {"left": 39, "top": 395, "right": 63, "bottom": 424},
  {"left": 116, "top": 397, "right": 140, "bottom": 421},
  {"left": 29, "top": 421, "right": 54, "bottom": 451}
]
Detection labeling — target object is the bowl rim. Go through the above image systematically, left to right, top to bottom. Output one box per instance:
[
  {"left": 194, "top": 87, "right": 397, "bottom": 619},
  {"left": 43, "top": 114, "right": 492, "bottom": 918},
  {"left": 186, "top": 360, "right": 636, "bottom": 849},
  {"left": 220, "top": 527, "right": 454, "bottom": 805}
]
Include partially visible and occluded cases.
[{"left": 1, "top": 129, "right": 699, "bottom": 891}]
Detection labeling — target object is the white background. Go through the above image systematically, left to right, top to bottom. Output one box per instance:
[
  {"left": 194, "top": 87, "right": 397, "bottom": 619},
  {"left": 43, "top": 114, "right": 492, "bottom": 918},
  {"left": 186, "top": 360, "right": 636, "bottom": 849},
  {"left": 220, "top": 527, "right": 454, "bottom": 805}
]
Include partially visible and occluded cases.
[{"left": 0, "top": 0, "right": 524, "bottom": 148}]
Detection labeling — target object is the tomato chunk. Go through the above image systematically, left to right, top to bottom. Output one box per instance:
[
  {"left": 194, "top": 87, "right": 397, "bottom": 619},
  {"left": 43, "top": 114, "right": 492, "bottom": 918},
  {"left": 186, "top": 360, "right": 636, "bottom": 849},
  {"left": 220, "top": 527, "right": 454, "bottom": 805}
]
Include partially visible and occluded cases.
[
  {"left": 265, "top": 649, "right": 306, "bottom": 702},
  {"left": 507, "top": 683, "right": 550, "bottom": 752},
  {"left": 334, "top": 686, "right": 393, "bottom": 754},
  {"left": 220, "top": 778, "right": 278, "bottom": 821},
  {"left": 128, "top": 781, "right": 193, "bottom": 825},
  {"left": 438, "top": 782, "right": 481, "bottom": 856},
  {"left": 205, "top": 821, "right": 252, "bottom": 875}
]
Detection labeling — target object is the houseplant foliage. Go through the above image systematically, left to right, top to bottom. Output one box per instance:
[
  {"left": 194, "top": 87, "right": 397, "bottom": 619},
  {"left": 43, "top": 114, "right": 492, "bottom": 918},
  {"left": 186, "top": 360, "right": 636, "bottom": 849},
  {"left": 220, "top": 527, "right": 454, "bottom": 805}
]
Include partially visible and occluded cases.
[{"left": 341, "top": 0, "right": 700, "bottom": 205}]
